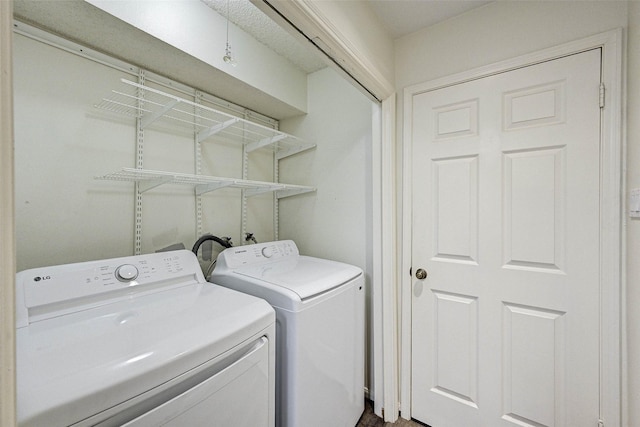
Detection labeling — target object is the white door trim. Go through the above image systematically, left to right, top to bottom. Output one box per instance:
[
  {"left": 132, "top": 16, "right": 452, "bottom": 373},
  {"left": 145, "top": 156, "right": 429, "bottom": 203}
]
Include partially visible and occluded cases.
[
  {"left": 400, "top": 29, "right": 624, "bottom": 425},
  {"left": 381, "top": 94, "right": 399, "bottom": 421},
  {"left": 371, "top": 95, "right": 400, "bottom": 422}
]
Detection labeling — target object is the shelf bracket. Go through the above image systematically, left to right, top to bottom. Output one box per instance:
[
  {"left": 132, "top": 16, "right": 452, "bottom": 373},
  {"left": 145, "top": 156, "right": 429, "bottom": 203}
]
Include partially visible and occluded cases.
[
  {"left": 140, "top": 99, "right": 180, "bottom": 129},
  {"left": 197, "top": 117, "right": 240, "bottom": 143},
  {"left": 246, "top": 133, "right": 287, "bottom": 153},
  {"left": 276, "top": 143, "right": 317, "bottom": 160},
  {"left": 138, "top": 176, "right": 173, "bottom": 193},
  {"left": 195, "top": 181, "right": 235, "bottom": 196},
  {"left": 245, "top": 184, "right": 284, "bottom": 197},
  {"left": 276, "top": 187, "right": 316, "bottom": 199}
]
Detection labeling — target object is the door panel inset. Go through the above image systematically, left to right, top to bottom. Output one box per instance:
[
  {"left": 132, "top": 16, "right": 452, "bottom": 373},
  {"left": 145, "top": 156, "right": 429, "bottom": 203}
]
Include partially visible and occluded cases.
[
  {"left": 504, "top": 82, "right": 565, "bottom": 131},
  {"left": 434, "top": 99, "right": 479, "bottom": 139},
  {"left": 503, "top": 147, "right": 565, "bottom": 272},
  {"left": 432, "top": 156, "right": 478, "bottom": 263},
  {"left": 432, "top": 291, "right": 478, "bottom": 407},
  {"left": 502, "top": 303, "right": 565, "bottom": 427}
]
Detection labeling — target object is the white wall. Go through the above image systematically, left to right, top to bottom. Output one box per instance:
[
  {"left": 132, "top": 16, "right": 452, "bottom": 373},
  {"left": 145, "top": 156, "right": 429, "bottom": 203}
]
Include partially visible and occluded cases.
[
  {"left": 395, "top": 0, "right": 631, "bottom": 423},
  {"left": 396, "top": 1, "right": 627, "bottom": 89},
  {"left": 626, "top": 3, "right": 640, "bottom": 424},
  {"left": 13, "top": 33, "right": 276, "bottom": 271},
  {"left": 14, "top": 34, "right": 134, "bottom": 270},
  {"left": 278, "top": 66, "right": 374, "bottom": 390},
  {"left": 278, "top": 67, "right": 371, "bottom": 269}
]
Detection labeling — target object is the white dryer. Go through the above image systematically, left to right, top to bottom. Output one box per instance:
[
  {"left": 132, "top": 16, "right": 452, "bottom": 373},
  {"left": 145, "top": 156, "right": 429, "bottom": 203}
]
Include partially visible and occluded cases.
[
  {"left": 210, "top": 240, "right": 365, "bottom": 427},
  {"left": 16, "top": 250, "right": 275, "bottom": 427}
]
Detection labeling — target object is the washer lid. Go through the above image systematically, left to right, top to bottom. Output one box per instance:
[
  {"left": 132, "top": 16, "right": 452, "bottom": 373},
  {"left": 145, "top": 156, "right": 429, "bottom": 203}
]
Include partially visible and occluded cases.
[
  {"left": 234, "top": 256, "right": 362, "bottom": 300},
  {"left": 17, "top": 282, "right": 274, "bottom": 427}
]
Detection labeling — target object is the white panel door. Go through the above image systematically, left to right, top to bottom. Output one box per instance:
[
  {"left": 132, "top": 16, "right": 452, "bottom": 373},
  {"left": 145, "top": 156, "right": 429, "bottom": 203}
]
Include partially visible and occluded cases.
[{"left": 410, "top": 49, "right": 601, "bottom": 427}]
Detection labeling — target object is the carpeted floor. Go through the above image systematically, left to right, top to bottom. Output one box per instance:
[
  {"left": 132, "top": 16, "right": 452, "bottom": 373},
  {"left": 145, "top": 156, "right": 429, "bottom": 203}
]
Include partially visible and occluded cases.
[{"left": 356, "top": 401, "right": 427, "bottom": 427}]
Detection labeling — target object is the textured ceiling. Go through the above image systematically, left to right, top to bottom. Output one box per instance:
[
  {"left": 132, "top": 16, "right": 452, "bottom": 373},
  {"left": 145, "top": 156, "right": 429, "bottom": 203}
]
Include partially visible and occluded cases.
[
  {"left": 201, "top": 0, "right": 492, "bottom": 75},
  {"left": 201, "top": 0, "right": 327, "bottom": 73}
]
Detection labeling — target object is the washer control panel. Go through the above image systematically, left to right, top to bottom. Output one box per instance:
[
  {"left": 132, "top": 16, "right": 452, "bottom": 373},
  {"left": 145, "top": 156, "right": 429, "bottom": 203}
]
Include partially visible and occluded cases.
[
  {"left": 218, "top": 240, "right": 299, "bottom": 269},
  {"left": 16, "top": 250, "right": 203, "bottom": 327}
]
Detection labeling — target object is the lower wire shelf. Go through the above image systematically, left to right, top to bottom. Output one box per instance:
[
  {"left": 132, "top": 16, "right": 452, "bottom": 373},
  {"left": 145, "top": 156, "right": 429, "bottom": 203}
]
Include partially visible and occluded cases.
[{"left": 96, "top": 168, "right": 316, "bottom": 199}]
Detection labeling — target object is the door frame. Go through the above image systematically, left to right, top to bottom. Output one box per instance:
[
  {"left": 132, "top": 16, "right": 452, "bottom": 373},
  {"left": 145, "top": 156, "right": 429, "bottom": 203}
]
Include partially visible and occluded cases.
[{"left": 400, "top": 29, "right": 624, "bottom": 425}]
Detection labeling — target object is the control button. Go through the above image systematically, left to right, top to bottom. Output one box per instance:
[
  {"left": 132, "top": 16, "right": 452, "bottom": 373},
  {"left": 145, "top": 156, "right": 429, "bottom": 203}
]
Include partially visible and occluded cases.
[
  {"left": 261, "top": 246, "right": 274, "bottom": 258},
  {"left": 115, "top": 264, "right": 139, "bottom": 282}
]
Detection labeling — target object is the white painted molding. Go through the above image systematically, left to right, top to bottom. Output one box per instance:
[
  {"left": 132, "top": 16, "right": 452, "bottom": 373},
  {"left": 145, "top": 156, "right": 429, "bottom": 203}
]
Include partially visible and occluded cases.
[
  {"left": 252, "top": 0, "right": 394, "bottom": 102},
  {"left": 0, "top": 1, "right": 16, "bottom": 425},
  {"left": 401, "top": 28, "right": 624, "bottom": 426},
  {"left": 597, "top": 28, "right": 624, "bottom": 427},
  {"left": 400, "top": 86, "right": 414, "bottom": 421},
  {"left": 380, "top": 94, "right": 398, "bottom": 422},
  {"left": 370, "top": 95, "right": 400, "bottom": 421},
  {"left": 371, "top": 102, "right": 384, "bottom": 414}
]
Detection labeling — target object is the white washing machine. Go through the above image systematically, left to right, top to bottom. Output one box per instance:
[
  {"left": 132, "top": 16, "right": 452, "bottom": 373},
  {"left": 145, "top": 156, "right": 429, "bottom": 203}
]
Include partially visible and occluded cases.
[
  {"left": 210, "top": 240, "right": 365, "bottom": 427},
  {"left": 16, "top": 250, "right": 275, "bottom": 427}
]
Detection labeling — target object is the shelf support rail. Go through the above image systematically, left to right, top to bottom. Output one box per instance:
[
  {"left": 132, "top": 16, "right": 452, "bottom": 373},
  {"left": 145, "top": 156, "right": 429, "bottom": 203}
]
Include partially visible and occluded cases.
[
  {"left": 133, "top": 71, "right": 146, "bottom": 255},
  {"left": 194, "top": 91, "right": 204, "bottom": 238}
]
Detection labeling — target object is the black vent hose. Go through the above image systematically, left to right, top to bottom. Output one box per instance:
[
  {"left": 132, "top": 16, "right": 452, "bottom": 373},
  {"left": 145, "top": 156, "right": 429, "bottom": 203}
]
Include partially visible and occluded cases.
[{"left": 191, "top": 234, "right": 233, "bottom": 256}]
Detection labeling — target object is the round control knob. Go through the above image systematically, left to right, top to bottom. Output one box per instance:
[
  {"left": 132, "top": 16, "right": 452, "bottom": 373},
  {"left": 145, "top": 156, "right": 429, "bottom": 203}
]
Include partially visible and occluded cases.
[
  {"left": 261, "top": 246, "right": 274, "bottom": 258},
  {"left": 115, "top": 264, "right": 139, "bottom": 282}
]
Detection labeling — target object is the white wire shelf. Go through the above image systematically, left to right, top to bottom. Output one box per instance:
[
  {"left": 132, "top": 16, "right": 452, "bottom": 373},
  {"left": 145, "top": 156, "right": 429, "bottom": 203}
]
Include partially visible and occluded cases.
[
  {"left": 94, "top": 79, "right": 316, "bottom": 160},
  {"left": 96, "top": 168, "right": 316, "bottom": 199}
]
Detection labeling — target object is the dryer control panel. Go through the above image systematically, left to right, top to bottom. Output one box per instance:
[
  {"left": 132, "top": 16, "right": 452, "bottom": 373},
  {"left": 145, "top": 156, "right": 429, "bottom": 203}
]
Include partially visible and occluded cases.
[
  {"left": 217, "top": 240, "right": 299, "bottom": 269},
  {"left": 16, "top": 250, "right": 205, "bottom": 328}
]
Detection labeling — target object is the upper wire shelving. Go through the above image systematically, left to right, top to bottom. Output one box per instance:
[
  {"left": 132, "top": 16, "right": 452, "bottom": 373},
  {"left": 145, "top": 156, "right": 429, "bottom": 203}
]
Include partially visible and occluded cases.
[{"left": 94, "top": 79, "right": 316, "bottom": 160}]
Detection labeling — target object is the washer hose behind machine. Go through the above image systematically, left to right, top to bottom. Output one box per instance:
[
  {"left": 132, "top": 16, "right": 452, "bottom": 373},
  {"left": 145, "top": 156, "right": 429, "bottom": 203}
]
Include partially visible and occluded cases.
[
  {"left": 192, "top": 234, "right": 233, "bottom": 278},
  {"left": 192, "top": 234, "right": 233, "bottom": 253}
]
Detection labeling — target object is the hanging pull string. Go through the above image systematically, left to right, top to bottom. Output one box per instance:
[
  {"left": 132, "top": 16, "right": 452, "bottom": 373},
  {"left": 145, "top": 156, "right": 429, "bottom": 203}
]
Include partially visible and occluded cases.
[{"left": 223, "top": 0, "right": 236, "bottom": 66}]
